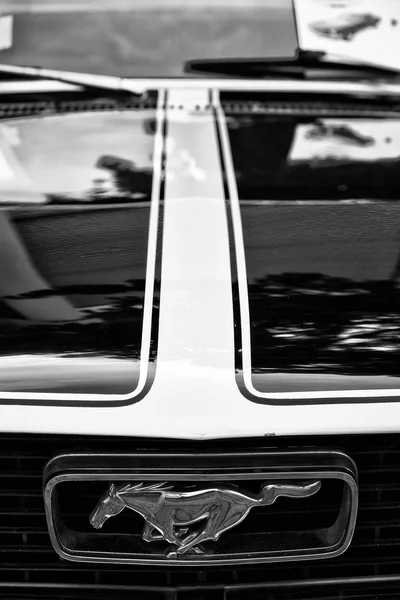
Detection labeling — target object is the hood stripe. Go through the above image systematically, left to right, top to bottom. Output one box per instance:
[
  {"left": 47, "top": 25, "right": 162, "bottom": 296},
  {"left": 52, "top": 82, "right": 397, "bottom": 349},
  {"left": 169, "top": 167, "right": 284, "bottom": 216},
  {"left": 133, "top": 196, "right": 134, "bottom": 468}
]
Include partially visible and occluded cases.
[
  {"left": 134, "top": 89, "right": 166, "bottom": 397},
  {"left": 150, "top": 89, "right": 237, "bottom": 420}
]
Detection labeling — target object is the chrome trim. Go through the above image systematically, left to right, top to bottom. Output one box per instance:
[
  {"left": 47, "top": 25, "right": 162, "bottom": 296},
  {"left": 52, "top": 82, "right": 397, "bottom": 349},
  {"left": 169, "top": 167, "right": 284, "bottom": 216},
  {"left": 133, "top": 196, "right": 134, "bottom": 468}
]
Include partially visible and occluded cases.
[
  {"left": 0, "top": 63, "right": 146, "bottom": 96},
  {"left": 0, "top": 80, "right": 83, "bottom": 94},
  {"left": 44, "top": 450, "right": 358, "bottom": 566},
  {"left": 89, "top": 480, "right": 321, "bottom": 557}
]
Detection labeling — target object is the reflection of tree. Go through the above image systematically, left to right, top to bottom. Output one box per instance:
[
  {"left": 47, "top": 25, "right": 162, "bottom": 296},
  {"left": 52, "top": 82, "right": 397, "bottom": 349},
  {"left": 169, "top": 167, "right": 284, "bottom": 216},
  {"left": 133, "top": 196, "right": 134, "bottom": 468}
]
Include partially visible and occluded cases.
[
  {"left": 228, "top": 117, "right": 297, "bottom": 184},
  {"left": 47, "top": 155, "right": 153, "bottom": 204},
  {"left": 96, "top": 155, "right": 152, "bottom": 196},
  {"left": 248, "top": 273, "right": 400, "bottom": 376},
  {"left": 0, "top": 279, "right": 159, "bottom": 360}
]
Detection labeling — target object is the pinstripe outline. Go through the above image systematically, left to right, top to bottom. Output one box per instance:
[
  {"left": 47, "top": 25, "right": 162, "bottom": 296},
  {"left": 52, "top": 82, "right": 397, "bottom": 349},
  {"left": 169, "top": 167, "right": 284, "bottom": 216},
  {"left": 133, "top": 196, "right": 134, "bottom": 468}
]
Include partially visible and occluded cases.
[
  {"left": 0, "top": 91, "right": 167, "bottom": 406},
  {"left": 216, "top": 101, "right": 400, "bottom": 404}
]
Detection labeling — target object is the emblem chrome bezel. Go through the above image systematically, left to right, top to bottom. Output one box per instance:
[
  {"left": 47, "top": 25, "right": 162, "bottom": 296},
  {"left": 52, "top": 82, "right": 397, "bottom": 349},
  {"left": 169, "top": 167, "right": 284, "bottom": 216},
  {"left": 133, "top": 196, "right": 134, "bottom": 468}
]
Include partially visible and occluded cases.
[{"left": 43, "top": 450, "right": 358, "bottom": 566}]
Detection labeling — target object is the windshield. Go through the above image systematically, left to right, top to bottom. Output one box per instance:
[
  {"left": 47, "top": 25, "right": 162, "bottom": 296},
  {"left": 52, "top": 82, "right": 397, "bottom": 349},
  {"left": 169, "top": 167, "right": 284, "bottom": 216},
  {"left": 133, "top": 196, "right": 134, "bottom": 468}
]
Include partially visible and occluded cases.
[{"left": 0, "top": 0, "right": 297, "bottom": 78}]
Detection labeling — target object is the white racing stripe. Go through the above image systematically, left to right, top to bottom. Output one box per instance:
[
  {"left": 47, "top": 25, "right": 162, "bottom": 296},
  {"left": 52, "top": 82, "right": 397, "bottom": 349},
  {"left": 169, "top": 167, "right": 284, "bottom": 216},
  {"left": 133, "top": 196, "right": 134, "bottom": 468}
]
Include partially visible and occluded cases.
[
  {"left": 145, "top": 88, "right": 239, "bottom": 428},
  {"left": 133, "top": 89, "right": 166, "bottom": 398},
  {"left": 214, "top": 102, "right": 254, "bottom": 390}
]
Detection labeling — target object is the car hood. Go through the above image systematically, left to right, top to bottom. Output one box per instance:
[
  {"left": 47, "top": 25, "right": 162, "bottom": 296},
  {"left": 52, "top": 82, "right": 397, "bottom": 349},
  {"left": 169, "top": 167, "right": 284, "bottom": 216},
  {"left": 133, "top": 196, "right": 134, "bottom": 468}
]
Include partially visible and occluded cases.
[{"left": 1, "top": 96, "right": 400, "bottom": 439}]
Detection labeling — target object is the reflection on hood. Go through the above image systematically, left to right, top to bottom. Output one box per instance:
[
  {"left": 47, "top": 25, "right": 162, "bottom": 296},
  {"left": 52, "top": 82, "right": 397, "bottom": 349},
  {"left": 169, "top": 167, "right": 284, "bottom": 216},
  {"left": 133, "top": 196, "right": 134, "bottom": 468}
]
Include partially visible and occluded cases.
[
  {"left": 0, "top": 110, "right": 156, "bottom": 205},
  {"left": 226, "top": 114, "right": 400, "bottom": 200}
]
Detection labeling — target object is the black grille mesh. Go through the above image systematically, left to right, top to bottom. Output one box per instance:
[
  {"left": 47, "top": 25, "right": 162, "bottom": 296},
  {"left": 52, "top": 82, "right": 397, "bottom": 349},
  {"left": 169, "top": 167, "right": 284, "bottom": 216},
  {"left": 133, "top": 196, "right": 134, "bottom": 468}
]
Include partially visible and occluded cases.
[{"left": 1, "top": 433, "right": 400, "bottom": 600}]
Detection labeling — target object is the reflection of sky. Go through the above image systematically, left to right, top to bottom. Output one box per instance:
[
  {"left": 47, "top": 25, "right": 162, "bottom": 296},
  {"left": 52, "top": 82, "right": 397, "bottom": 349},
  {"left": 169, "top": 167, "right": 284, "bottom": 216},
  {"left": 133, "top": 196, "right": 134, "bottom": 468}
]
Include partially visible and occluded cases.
[
  {"left": 295, "top": 0, "right": 400, "bottom": 70},
  {"left": 0, "top": 111, "right": 155, "bottom": 195},
  {"left": 289, "top": 119, "right": 400, "bottom": 162},
  {"left": 0, "top": 148, "right": 17, "bottom": 183},
  {"left": 0, "top": 354, "right": 139, "bottom": 392},
  {"left": 253, "top": 372, "right": 400, "bottom": 392}
]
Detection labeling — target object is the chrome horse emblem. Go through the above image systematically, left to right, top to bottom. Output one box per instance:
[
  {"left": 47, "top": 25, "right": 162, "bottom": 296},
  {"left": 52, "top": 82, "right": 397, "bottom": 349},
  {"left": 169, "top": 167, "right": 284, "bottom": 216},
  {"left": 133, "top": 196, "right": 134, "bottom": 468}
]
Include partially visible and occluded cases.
[{"left": 89, "top": 480, "right": 321, "bottom": 557}]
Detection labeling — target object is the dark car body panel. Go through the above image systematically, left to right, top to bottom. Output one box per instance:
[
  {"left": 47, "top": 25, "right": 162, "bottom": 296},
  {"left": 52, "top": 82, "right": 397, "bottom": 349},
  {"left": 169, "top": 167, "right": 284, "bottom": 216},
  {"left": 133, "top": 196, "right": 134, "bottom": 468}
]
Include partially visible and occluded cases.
[
  {"left": 0, "top": 109, "right": 160, "bottom": 397},
  {"left": 226, "top": 113, "right": 400, "bottom": 396}
]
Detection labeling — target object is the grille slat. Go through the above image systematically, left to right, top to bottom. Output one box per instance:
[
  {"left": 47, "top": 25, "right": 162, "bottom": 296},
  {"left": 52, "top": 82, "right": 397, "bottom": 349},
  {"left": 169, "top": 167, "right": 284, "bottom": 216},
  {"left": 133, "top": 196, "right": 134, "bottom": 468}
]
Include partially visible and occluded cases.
[{"left": 0, "top": 433, "right": 399, "bottom": 600}]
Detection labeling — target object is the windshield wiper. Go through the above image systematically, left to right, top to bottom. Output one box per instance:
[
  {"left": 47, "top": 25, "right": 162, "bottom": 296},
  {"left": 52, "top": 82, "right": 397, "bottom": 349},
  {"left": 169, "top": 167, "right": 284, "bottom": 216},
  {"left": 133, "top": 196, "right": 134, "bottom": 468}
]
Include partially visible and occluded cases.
[
  {"left": 184, "top": 51, "right": 400, "bottom": 80},
  {"left": 0, "top": 63, "right": 146, "bottom": 96}
]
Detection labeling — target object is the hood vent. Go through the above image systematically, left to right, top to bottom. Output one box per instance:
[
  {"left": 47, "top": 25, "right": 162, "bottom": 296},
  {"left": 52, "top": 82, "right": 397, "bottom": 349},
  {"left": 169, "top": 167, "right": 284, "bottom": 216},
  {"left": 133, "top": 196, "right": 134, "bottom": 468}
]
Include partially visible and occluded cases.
[{"left": 0, "top": 97, "right": 157, "bottom": 120}]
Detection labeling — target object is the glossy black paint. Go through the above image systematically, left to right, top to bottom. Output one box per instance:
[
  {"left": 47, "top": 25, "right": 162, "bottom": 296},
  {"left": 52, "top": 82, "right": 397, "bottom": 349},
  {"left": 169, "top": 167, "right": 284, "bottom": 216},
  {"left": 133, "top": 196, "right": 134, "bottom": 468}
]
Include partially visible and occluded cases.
[
  {"left": 0, "top": 109, "right": 160, "bottom": 398},
  {"left": 227, "top": 112, "right": 400, "bottom": 396},
  {"left": 228, "top": 114, "right": 400, "bottom": 200}
]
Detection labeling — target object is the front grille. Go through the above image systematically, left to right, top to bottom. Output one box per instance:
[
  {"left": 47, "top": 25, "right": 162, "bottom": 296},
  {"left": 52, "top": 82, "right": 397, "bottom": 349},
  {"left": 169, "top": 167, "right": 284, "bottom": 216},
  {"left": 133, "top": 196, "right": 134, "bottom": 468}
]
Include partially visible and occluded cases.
[{"left": 1, "top": 433, "right": 400, "bottom": 599}]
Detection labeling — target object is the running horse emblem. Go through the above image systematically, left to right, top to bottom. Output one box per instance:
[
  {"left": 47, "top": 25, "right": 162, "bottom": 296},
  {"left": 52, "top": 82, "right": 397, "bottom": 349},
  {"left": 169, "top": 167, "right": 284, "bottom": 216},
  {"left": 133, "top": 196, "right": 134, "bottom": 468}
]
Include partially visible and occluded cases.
[{"left": 90, "top": 480, "right": 321, "bottom": 557}]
